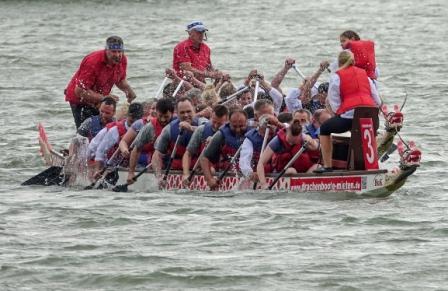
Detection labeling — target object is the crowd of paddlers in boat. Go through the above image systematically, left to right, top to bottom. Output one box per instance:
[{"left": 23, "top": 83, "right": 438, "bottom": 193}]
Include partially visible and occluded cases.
[{"left": 55, "top": 21, "right": 420, "bottom": 191}]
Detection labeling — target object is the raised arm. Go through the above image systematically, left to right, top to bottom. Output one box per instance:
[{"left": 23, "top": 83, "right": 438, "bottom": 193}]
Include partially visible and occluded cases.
[{"left": 271, "top": 58, "right": 296, "bottom": 94}]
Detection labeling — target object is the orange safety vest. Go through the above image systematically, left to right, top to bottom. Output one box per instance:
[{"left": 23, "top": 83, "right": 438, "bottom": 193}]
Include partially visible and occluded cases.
[
  {"left": 346, "top": 40, "right": 377, "bottom": 80},
  {"left": 336, "top": 66, "right": 376, "bottom": 115}
]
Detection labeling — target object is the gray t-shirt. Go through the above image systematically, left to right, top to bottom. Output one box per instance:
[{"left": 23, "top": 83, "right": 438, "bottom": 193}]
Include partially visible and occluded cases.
[
  {"left": 133, "top": 122, "right": 156, "bottom": 150},
  {"left": 154, "top": 125, "right": 171, "bottom": 154},
  {"left": 186, "top": 125, "right": 205, "bottom": 155},
  {"left": 203, "top": 131, "right": 226, "bottom": 163}
]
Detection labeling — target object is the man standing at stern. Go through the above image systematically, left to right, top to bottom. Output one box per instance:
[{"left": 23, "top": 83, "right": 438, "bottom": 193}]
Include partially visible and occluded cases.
[{"left": 173, "top": 21, "right": 222, "bottom": 82}]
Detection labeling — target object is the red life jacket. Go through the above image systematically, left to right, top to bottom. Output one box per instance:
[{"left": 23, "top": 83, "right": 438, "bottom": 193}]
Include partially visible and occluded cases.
[
  {"left": 346, "top": 40, "right": 376, "bottom": 80},
  {"left": 336, "top": 66, "right": 376, "bottom": 115},
  {"left": 141, "top": 117, "right": 165, "bottom": 156},
  {"left": 105, "top": 119, "right": 128, "bottom": 159},
  {"left": 218, "top": 123, "right": 247, "bottom": 170},
  {"left": 272, "top": 129, "right": 313, "bottom": 173}
]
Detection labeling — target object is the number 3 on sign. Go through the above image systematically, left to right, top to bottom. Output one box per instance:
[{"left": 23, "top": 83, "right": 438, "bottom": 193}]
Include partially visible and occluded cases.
[{"left": 360, "top": 118, "right": 379, "bottom": 170}]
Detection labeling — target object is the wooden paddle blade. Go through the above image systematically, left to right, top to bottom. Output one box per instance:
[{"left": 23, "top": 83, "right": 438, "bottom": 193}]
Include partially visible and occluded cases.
[{"left": 22, "top": 166, "right": 63, "bottom": 186}]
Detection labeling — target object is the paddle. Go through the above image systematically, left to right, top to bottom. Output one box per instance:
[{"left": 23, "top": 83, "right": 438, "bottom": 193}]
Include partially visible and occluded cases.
[
  {"left": 292, "top": 64, "right": 319, "bottom": 90},
  {"left": 155, "top": 77, "right": 169, "bottom": 99},
  {"left": 172, "top": 78, "right": 185, "bottom": 98},
  {"left": 253, "top": 80, "right": 260, "bottom": 103},
  {"left": 219, "top": 86, "right": 249, "bottom": 106},
  {"left": 253, "top": 126, "right": 270, "bottom": 190},
  {"left": 161, "top": 129, "right": 184, "bottom": 184},
  {"left": 268, "top": 141, "right": 309, "bottom": 190},
  {"left": 216, "top": 144, "right": 243, "bottom": 185},
  {"left": 84, "top": 148, "right": 121, "bottom": 190},
  {"left": 112, "top": 163, "right": 152, "bottom": 192},
  {"left": 21, "top": 166, "right": 63, "bottom": 186}
]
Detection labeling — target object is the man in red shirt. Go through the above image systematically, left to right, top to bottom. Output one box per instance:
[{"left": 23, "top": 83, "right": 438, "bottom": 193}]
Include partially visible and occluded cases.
[
  {"left": 173, "top": 21, "right": 222, "bottom": 83},
  {"left": 65, "top": 36, "right": 137, "bottom": 128}
]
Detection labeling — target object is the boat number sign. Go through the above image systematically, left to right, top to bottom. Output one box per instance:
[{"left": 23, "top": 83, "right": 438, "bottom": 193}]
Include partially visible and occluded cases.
[{"left": 360, "top": 118, "right": 379, "bottom": 170}]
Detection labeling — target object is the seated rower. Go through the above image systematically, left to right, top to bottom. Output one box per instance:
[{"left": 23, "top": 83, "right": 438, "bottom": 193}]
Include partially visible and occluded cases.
[
  {"left": 315, "top": 50, "right": 381, "bottom": 173},
  {"left": 244, "top": 70, "right": 284, "bottom": 115},
  {"left": 77, "top": 96, "right": 117, "bottom": 140},
  {"left": 152, "top": 97, "right": 204, "bottom": 180},
  {"left": 119, "top": 98, "right": 175, "bottom": 165},
  {"left": 125, "top": 99, "right": 175, "bottom": 185},
  {"left": 92, "top": 102, "right": 144, "bottom": 178},
  {"left": 182, "top": 104, "right": 229, "bottom": 185},
  {"left": 200, "top": 108, "right": 249, "bottom": 189},
  {"left": 292, "top": 109, "right": 311, "bottom": 127},
  {"left": 304, "top": 109, "right": 332, "bottom": 139},
  {"left": 239, "top": 113, "right": 283, "bottom": 182},
  {"left": 257, "top": 120, "right": 319, "bottom": 189}
]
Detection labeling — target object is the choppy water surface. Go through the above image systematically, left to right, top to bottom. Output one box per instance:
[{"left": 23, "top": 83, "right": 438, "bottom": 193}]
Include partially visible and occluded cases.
[{"left": 1, "top": 0, "right": 447, "bottom": 290}]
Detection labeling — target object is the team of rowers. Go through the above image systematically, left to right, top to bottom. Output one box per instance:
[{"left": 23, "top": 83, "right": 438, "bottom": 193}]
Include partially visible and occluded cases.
[{"left": 65, "top": 22, "right": 381, "bottom": 189}]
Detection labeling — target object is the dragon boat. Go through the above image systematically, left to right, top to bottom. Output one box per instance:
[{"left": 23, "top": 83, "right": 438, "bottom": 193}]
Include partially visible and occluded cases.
[{"left": 23, "top": 106, "right": 421, "bottom": 198}]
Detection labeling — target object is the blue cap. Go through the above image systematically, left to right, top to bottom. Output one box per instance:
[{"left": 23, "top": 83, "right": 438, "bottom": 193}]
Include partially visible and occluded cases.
[{"left": 186, "top": 21, "right": 208, "bottom": 32}]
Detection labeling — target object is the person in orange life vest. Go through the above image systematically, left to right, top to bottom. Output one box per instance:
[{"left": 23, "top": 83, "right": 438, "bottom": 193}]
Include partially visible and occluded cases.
[
  {"left": 173, "top": 21, "right": 223, "bottom": 82},
  {"left": 339, "top": 30, "right": 378, "bottom": 81},
  {"left": 65, "top": 36, "right": 137, "bottom": 129},
  {"left": 314, "top": 51, "right": 382, "bottom": 173},
  {"left": 77, "top": 96, "right": 117, "bottom": 141},
  {"left": 152, "top": 97, "right": 202, "bottom": 179},
  {"left": 125, "top": 99, "right": 175, "bottom": 185},
  {"left": 92, "top": 102, "right": 144, "bottom": 179},
  {"left": 181, "top": 105, "right": 229, "bottom": 186},
  {"left": 200, "top": 109, "right": 248, "bottom": 189},
  {"left": 239, "top": 112, "right": 284, "bottom": 183},
  {"left": 257, "top": 120, "right": 320, "bottom": 189}
]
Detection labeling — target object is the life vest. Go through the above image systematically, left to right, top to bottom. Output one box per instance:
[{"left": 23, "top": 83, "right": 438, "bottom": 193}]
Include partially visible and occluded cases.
[
  {"left": 346, "top": 40, "right": 376, "bottom": 80},
  {"left": 336, "top": 66, "right": 376, "bottom": 115},
  {"left": 89, "top": 115, "right": 103, "bottom": 141},
  {"left": 141, "top": 117, "right": 166, "bottom": 156},
  {"left": 167, "top": 117, "right": 198, "bottom": 169},
  {"left": 105, "top": 119, "right": 128, "bottom": 159},
  {"left": 198, "top": 121, "right": 217, "bottom": 154},
  {"left": 217, "top": 123, "right": 247, "bottom": 170},
  {"left": 272, "top": 128, "right": 313, "bottom": 173}
]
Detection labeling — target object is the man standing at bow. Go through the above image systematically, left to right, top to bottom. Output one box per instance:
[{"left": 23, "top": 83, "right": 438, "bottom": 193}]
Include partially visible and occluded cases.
[{"left": 65, "top": 36, "right": 137, "bottom": 128}]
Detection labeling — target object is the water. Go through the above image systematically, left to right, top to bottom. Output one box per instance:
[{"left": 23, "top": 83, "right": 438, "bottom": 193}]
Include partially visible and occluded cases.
[{"left": 1, "top": 0, "right": 447, "bottom": 290}]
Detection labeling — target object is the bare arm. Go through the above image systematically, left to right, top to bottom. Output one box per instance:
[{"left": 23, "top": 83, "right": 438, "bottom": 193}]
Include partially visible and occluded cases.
[
  {"left": 271, "top": 58, "right": 295, "bottom": 94},
  {"left": 300, "top": 61, "right": 329, "bottom": 105},
  {"left": 180, "top": 63, "right": 222, "bottom": 80},
  {"left": 116, "top": 79, "right": 137, "bottom": 103},
  {"left": 74, "top": 86, "right": 106, "bottom": 106},
  {"left": 118, "top": 128, "right": 137, "bottom": 158},
  {"left": 127, "top": 146, "right": 142, "bottom": 184},
  {"left": 256, "top": 146, "right": 274, "bottom": 188},
  {"left": 152, "top": 150, "right": 164, "bottom": 178},
  {"left": 200, "top": 156, "right": 216, "bottom": 187}
]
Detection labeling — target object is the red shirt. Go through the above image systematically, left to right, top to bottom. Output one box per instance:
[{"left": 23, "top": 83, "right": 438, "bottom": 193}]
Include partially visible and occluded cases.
[
  {"left": 172, "top": 38, "right": 211, "bottom": 80},
  {"left": 65, "top": 49, "right": 127, "bottom": 105}
]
